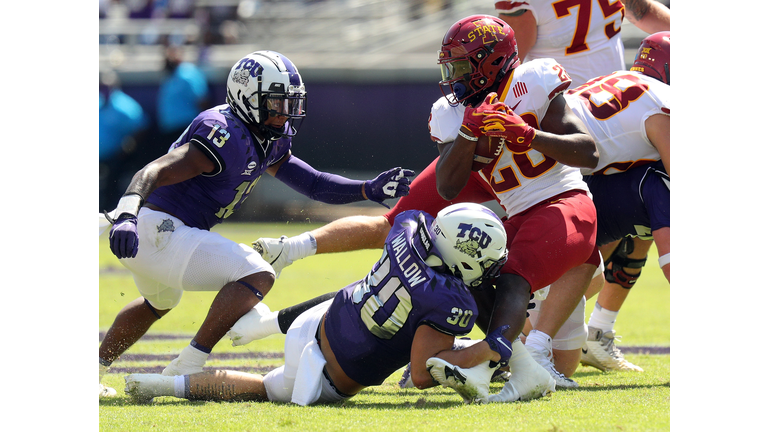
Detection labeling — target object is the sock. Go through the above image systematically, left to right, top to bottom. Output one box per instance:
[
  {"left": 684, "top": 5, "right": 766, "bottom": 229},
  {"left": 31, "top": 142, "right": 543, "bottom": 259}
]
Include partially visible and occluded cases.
[
  {"left": 277, "top": 291, "right": 336, "bottom": 333},
  {"left": 588, "top": 302, "right": 619, "bottom": 333},
  {"left": 257, "top": 309, "right": 281, "bottom": 335},
  {"left": 525, "top": 329, "right": 553, "bottom": 354},
  {"left": 179, "top": 343, "right": 210, "bottom": 368},
  {"left": 99, "top": 358, "right": 110, "bottom": 382},
  {"left": 174, "top": 375, "right": 191, "bottom": 399}
]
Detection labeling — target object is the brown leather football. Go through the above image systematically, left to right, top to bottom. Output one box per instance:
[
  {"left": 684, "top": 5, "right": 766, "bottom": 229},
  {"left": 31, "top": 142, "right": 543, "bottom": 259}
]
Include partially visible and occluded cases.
[{"left": 472, "top": 135, "right": 504, "bottom": 171}]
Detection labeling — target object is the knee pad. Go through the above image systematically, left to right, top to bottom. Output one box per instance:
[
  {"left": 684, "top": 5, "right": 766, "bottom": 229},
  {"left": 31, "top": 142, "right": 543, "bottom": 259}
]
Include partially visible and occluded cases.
[{"left": 604, "top": 237, "right": 647, "bottom": 289}]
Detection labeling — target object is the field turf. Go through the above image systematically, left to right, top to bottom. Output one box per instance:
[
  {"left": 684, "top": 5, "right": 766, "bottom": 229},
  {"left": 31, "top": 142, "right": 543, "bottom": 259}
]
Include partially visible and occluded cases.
[{"left": 99, "top": 221, "right": 670, "bottom": 431}]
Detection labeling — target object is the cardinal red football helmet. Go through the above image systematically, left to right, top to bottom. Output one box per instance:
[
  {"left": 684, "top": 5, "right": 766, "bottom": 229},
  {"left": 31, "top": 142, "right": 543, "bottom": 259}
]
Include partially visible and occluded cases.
[
  {"left": 438, "top": 15, "right": 520, "bottom": 106},
  {"left": 631, "top": 31, "right": 670, "bottom": 85}
]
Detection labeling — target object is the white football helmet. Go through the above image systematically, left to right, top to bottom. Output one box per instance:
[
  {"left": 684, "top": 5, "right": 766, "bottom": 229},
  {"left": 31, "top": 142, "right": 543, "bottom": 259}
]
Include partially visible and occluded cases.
[
  {"left": 226, "top": 50, "right": 307, "bottom": 140},
  {"left": 431, "top": 203, "right": 508, "bottom": 287}
]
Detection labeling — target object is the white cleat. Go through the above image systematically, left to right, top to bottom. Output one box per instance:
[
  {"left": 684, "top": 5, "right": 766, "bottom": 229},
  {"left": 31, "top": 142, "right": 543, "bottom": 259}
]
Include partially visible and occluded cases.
[
  {"left": 252, "top": 236, "right": 293, "bottom": 277},
  {"left": 227, "top": 302, "right": 278, "bottom": 346},
  {"left": 580, "top": 327, "right": 644, "bottom": 372},
  {"left": 400, "top": 338, "right": 483, "bottom": 389},
  {"left": 489, "top": 339, "right": 556, "bottom": 403},
  {"left": 526, "top": 344, "right": 579, "bottom": 389},
  {"left": 427, "top": 358, "right": 499, "bottom": 404},
  {"left": 124, "top": 374, "right": 171, "bottom": 404},
  {"left": 99, "top": 383, "right": 117, "bottom": 398}
]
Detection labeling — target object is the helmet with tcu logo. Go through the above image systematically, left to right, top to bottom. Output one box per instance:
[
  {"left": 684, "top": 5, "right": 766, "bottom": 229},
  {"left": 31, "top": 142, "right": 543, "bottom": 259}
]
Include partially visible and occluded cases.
[
  {"left": 438, "top": 15, "right": 520, "bottom": 106},
  {"left": 630, "top": 31, "right": 670, "bottom": 85},
  {"left": 226, "top": 50, "right": 307, "bottom": 140},
  {"left": 431, "top": 203, "right": 508, "bottom": 287}
]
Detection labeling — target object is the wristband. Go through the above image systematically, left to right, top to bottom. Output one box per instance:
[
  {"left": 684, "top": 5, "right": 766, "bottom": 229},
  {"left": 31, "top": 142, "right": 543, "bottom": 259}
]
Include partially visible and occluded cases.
[
  {"left": 457, "top": 129, "right": 478, "bottom": 142},
  {"left": 114, "top": 193, "right": 144, "bottom": 219},
  {"left": 658, "top": 253, "right": 670, "bottom": 267}
]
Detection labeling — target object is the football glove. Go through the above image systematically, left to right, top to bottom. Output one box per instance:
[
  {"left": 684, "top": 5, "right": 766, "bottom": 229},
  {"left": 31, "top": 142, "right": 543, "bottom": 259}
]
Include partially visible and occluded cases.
[
  {"left": 461, "top": 92, "right": 509, "bottom": 138},
  {"left": 480, "top": 110, "right": 536, "bottom": 153},
  {"left": 364, "top": 167, "right": 415, "bottom": 208},
  {"left": 107, "top": 193, "right": 143, "bottom": 259},
  {"left": 109, "top": 215, "right": 139, "bottom": 259},
  {"left": 484, "top": 325, "right": 513, "bottom": 368}
]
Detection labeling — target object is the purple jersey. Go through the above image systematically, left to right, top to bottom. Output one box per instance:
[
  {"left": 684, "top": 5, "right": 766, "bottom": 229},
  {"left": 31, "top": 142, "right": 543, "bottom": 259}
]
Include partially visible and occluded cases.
[
  {"left": 146, "top": 104, "right": 291, "bottom": 230},
  {"left": 324, "top": 210, "right": 478, "bottom": 386}
]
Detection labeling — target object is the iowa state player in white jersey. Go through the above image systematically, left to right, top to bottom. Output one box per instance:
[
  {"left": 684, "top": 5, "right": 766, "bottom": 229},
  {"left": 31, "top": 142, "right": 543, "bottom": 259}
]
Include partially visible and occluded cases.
[
  {"left": 495, "top": 0, "right": 670, "bottom": 86},
  {"left": 432, "top": 15, "right": 602, "bottom": 392},
  {"left": 565, "top": 32, "right": 670, "bottom": 373}
]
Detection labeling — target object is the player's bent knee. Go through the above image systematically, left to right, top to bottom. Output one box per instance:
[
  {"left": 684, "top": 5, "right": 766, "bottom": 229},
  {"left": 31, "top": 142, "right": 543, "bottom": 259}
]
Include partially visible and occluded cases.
[
  {"left": 603, "top": 238, "right": 647, "bottom": 289},
  {"left": 144, "top": 298, "right": 171, "bottom": 319}
]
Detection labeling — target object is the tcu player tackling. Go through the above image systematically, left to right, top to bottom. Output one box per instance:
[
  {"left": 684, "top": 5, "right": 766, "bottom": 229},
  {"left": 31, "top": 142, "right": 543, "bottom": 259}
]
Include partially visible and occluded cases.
[
  {"left": 252, "top": 15, "right": 600, "bottom": 395},
  {"left": 99, "top": 51, "right": 414, "bottom": 398},
  {"left": 124, "top": 204, "right": 553, "bottom": 405}
]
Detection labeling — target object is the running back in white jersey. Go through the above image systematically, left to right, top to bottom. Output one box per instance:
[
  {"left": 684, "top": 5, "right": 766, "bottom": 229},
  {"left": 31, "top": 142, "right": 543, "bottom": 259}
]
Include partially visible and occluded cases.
[
  {"left": 497, "top": 0, "right": 626, "bottom": 86},
  {"left": 428, "top": 58, "right": 590, "bottom": 217},
  {"left": 565, "top": 70, "right": 670, "bottom": 176}
]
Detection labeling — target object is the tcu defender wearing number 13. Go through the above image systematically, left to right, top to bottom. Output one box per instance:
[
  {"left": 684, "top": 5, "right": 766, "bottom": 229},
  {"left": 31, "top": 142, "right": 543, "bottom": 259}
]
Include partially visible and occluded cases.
[{"left": 98, "top": 51, "right": 414, "bottom": 398}]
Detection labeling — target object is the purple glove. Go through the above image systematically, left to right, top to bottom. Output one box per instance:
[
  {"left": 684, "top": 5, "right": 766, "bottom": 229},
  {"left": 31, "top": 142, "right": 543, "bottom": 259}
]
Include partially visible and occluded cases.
[
  {"left": 364, "top": 167, "right": 416, "bottom": 208},
  {"left": 109, "top": 215, "right": 139, "bottom": 259},
  {"left": 484, "top": 325, "right": 513, "bottom": 367}
]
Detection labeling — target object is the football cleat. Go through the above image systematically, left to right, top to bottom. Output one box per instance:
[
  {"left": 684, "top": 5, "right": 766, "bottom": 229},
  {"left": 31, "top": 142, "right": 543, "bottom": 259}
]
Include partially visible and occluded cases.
[
  {"left": 253, "top": 236, "right": 293, "bottom": 277},
  {"left": 227, "top": 302, "right": 278, "bottom": 346},
  {"left": 580, "top": 327, "right": 644, "bottom": 372},
  {"left": 399, "top": 338, "right": 483, "bottom": 389},
  {"left": 489, "top": 338, "right": 556, "bottom": 402},
  {"left": 525, "top": 344, "right": 579, "bottom": 389},
  {"left": 427, "top": 357, "right": 499, "bottom": 404},
  {"left": 398, "top": 363, "right": 414, "bottom": 389},
  {"left": 491, "top": 369, "right": 512, "bottom": 383},
  {"left": 124, "top": 374, "right": 169, "bottom": 404},
  {"left": 99, "top": 383, "right": 117, "bottom": 398}
]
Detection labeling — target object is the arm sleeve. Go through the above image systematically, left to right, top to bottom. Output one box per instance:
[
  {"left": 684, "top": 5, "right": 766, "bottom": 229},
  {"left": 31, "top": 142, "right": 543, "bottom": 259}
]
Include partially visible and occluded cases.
[{"left": 274, "top": 155, "right": 366, "bottom": 204}]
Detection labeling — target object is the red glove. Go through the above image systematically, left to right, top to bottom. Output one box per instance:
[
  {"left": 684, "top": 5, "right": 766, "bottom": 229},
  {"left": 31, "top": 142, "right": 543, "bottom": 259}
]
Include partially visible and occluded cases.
[
  {"left": 461, "top": 92, "right": 509, "bottom": 138},
  {"left": 480, "top": 110, "right": 536, "bottom": 153}
]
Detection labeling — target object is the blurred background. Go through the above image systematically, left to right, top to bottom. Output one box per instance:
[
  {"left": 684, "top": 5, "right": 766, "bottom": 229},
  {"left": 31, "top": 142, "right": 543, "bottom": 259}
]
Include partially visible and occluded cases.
[{"left": 99, "top": 0, "right": 670, "bottom": 222}]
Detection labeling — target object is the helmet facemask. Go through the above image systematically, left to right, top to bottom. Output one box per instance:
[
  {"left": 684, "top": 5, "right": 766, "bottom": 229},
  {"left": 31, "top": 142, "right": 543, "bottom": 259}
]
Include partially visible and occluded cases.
[{"left": 438, "top": 15, "right": 519, "bottom": 107}]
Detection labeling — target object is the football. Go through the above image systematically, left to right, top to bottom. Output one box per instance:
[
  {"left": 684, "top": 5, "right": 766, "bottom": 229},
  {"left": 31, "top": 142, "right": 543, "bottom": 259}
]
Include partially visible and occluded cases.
[{"left": 472, "top": 134, "right": 504, "bottom": 171}]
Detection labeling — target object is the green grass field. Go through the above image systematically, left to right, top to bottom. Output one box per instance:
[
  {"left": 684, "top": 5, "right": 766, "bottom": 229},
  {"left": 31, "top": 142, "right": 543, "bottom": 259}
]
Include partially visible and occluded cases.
[{"left": 99, "top": 222, "right": 670, "bottom": 431}]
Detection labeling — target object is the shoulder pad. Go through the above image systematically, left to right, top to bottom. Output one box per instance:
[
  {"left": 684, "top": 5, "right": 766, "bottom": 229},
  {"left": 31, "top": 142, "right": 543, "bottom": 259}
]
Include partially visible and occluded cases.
[{"left": 428, "top": 97, "right": 465, "bottom": 143}]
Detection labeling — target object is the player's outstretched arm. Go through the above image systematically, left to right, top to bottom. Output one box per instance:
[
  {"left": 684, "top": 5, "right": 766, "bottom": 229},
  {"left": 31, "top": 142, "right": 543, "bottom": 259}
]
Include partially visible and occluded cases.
[
  {"left": 268, "top": 153, "right": 414, "bottom": 208},
  {"left": 409, "top": 325, "right": 504, "bottom": 389}
]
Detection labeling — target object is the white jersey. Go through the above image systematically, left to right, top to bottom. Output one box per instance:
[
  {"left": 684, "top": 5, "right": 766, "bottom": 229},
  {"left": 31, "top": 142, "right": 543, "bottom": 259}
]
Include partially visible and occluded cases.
[
  {"left": 497, "top": 0, "right": 626, "bottom": 86},
  {"left": 428, "top": 58, "right": 590, "bottom": 217},
  {"left": 565, "top": 70, "right": 670, "bottom": 176}
]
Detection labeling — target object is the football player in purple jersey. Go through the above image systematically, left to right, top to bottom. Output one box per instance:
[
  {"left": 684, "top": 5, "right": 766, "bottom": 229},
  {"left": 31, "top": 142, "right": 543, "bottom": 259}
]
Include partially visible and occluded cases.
[
  {"left": 99, "top": 50, "right": 415, "bottom": 398},
  {"left": 125, "top": 204, "right": 554, "bottom": 405}
]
